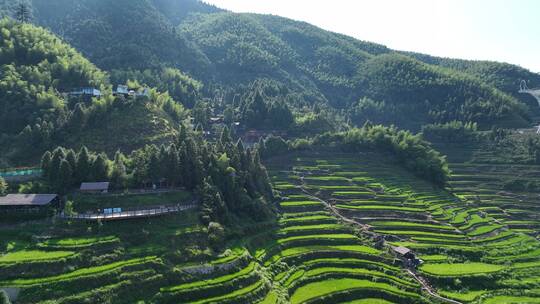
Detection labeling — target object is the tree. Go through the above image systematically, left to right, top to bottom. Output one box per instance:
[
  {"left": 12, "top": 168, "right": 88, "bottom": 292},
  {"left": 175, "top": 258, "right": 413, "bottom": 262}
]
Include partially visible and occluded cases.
[
  {"left": 14, "top": 1, "right": 32, "bottom": 23},
  {"left": 192, "top": 100, "right": 211, "bottom": 129},
  {"left": 69, "top": 103, "right": 88, "bottom": 131},
  {"left": 223, "top": 105, "right": 235, "bottom": 124},
  {"left": 76, "top": 147, "right": 91, "bottom": 183},
  {"left": 49, "top": 148, "right": 65, "bottom": 185},
  {"left": 65, "top": 150, "right": 78, "bottom": 175},
  {"left": 40, "top": 151, "right": 52, "bottom": 179},
  {"left": 111, "top": 151, "right": 128, "bottom": 190},
  {"left": 91, "top": 154, "right": 110, "bottom": 181},
  {"left": 58, "top": 160, "right": 73, "bottom": 193},
  {"left": 0, "top": 177, "right": 7, "bottom": 196},
  {"left": 199, "top": 179, "right": 227, "bottom": 225},
  {"left": 64, "top": 200, "right": 75, "bottom": 216},
  {"left": 207, "top": 222, "right": 225, "bottom": 251},
  {"left": 0, "top": 289, "right": 11, "bottom": 304}
]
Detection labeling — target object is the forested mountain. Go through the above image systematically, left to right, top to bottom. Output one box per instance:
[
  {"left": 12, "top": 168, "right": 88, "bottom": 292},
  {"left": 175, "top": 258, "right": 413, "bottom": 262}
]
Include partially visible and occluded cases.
[
  {"left": 1, "top": 0, "right": 539, "bottom": 148},
  {"left": 10, "top": 0, "right": 536, "bottom": 131},
  {"left": 30, "top": 0, "right": 212, "bottom": 72},
  {"left": 0, "top": 19, "right": 190, "bottom": 166}
]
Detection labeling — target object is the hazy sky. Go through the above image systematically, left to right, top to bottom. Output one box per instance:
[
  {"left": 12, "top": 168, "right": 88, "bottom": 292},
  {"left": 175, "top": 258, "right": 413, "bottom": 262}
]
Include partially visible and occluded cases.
[{"left": 204, "top": 0, "right": 540, "bottom": 73}]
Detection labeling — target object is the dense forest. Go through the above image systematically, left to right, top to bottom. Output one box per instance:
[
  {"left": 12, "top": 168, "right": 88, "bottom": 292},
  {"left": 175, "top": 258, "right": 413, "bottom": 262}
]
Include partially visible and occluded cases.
[
  {"left": 0, "top": 0, "right": 536, "bottom": 133},
  {"left": 0, "top": 19, "right": 192, "bottom": 166},
  {"left": 38, "top": 126, "right": 275, "bottom": 226}
]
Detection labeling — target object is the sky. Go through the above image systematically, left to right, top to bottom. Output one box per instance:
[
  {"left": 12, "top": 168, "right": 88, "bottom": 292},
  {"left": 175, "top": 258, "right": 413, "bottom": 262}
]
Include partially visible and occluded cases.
[{"left": 203, "top": 0, "right": 540, "bottom": 73}]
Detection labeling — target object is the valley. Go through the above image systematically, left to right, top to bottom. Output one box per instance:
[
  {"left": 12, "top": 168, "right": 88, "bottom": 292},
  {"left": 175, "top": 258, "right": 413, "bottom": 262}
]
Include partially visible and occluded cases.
[{"left": 1, "top": 0, "right": 540, "bottom": 303}]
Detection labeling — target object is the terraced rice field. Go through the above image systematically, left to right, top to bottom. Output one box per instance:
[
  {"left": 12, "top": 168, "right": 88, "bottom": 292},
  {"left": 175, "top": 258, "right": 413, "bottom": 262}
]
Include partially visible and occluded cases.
[
  {"left": 1, "top": 151, "right": 539, "bottom": 303},
  {"left": 266, "top": 152, "right": 540, "bottom": 303},
  {"left": 262, "top": 156, "right": 428, "bottom": 303}
]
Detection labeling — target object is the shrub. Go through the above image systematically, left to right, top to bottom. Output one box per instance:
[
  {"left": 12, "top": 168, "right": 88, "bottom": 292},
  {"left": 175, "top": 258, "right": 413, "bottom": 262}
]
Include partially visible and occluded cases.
[{"left": 306, "top": 125, "right": 450, "bottom": 185}]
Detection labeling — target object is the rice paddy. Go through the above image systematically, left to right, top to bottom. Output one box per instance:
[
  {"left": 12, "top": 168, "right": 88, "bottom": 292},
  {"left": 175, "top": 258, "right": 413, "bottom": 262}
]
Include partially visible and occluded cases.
[{"left": 2, "top": 150, "right": 539, "bottom": 303}]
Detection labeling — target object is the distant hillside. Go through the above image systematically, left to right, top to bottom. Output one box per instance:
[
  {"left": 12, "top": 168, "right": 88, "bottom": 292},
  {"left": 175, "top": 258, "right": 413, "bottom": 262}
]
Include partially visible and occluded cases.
[
  {"left": 2, "top": 0, "right": 539, "bottom": 131},
  {"left": 30, "top": 0, "right": 212, "bottom": 73},
  {"left": 0, "top": 18, "right": 108, "bottom": 135},
  {"left": 0, "top": 19, "right": 188, "bottom": 166},
  {"left": 403, "top": 51, "right": 540, "bottom": 115}
]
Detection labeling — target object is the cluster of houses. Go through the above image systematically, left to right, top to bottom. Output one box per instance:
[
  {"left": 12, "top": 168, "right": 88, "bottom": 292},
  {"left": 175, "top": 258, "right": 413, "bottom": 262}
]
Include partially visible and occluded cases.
[
  {"left": 66, "top": 85, "right": 149, "bottom": 99},
  {"left": 0, "top": 182, "right": 109, "bottom": 214}
]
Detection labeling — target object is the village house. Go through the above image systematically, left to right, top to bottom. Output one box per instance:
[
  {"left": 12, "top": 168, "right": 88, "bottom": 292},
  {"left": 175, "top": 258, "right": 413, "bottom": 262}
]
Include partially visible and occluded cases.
[
  {"left": 113, "top": 85, "right": 150, "bottom": 98},
  {"left": 68, "top": 87, "right": 102, "bottom": 98},
  {"left": 80, "top": 182, "right": 110, "bottom": 194},
  {"left": 0, "top": 194, "right": 59, "bottom": 213}
]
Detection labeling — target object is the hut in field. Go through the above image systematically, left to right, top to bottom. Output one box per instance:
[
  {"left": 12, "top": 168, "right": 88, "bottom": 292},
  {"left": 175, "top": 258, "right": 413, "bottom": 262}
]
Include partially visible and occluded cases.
[
  {"left": 80, "top": 182, "right": 110, "bottom": 194},
  {"left": 392, "top": 246, "right": 422, "bottom": 268}
]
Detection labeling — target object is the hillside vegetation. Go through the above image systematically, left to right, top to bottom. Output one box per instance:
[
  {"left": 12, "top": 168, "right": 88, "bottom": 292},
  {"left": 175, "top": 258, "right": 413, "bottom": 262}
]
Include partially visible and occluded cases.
[
  {"left": 4, "top": 0, "right": 535, "bottom": 130},
  {"left": 0, "top": 19, "right": 190, "bottom": 166}
]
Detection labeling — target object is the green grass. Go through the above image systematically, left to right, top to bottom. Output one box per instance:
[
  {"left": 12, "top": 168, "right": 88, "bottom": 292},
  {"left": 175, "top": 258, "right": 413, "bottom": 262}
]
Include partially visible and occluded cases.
[
  {"left": 305, "top": 176, "right": 349, "bottom": 182},
  {"left": 332, "top": 191, "right": 373, "bottom": 196},
  {"left": 280, "top": 201, "right": 322, "bottom": 207},
  {"left": 335, "top": 205, "right": 423, "bottom": 212},
  {"left": 280, "top": 215, "right": 335, "bottom": 224},
  {"left": 369, "top": 221, "right": 455, "bottom": 231},
  {"left": 280, "top": 224, "right": 346, "bottom": 234},
  {"left": 467, "top": 224, "right": 502, "bottom": 237},
  {"left": 374, "top": 230, "right": 467, "bottom": 239},
  {"left": 278, "top": 234, "right": 358, "bottom": 244},
  {"left": 40, "top": 236, "right": 119, "bottom": 248},
  {"left": 265, "top": 245, "right": 380, "bottom": 265},
  {"left": 210, "top": 247, "right": 246, "bottom": 265},
  {"left": 0, "top": 250, "right": 75, "bottom": 264},
  {"left": 419, "top": 255, "right": 448, "bottom": 262},
  {"left": 1, "top": 256, "right": 157, "bottom": 286},
  {"left": 304, "top": 258, "right": 400, "bottom": 272},
  {"left": 161, "top": 262, "right": 256, "bottom": 292},
  {"left": 420, "top": 262, "right": 505, "bottom": 277},
  {"left": 305, "top": 267, "right": 417, "bottom": 287},
  {"left": 284, "top": 269, "right": 305, "bottom": 286},
  {"left": 290, "top": 278, "right": 419, "bottom": 304},
  {"left": 190, "top": 280, "right": 263, "bottom": 304},
  {"left": 439, "top": 290, "right": 486, "bottom": 302},
  {"left": 260, "top": 291, "right": 278, "bottom": 304},
  {"left": 483, "top": 295, "right": 540, "bottom": 304},
  {"left": 344, "top": 300, "right": 394, "bottom": 304}
]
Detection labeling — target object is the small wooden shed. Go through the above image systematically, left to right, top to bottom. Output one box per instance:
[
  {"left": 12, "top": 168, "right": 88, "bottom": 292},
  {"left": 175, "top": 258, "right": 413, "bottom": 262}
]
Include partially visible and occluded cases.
[{"left": 80, "top": 182, "right": 110, "bottom": 194}]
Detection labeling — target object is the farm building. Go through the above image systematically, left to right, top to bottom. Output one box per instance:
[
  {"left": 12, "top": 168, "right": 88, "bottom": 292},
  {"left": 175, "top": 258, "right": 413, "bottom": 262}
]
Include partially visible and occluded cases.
[
  {"left": 114, "top": 85, "right": 150, "bottom": 98},
  {"left": 68, "top": 87, "right": 102, "bottom": 97},
  {"left": 80, "top": 182, "right": 110, "bottom": 194},
  {"left": 0, "top": 194, "right": 59, "bottom": 213},
  {"left": 392, "top": 246, "right": 422, "bottom": 268},
  {"left": 393, "top": 246, "right": 414, "bottom": 258}
]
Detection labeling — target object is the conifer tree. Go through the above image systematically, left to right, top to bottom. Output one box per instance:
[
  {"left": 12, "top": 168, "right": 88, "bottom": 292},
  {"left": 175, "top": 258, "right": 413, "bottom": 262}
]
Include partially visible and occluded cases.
[
  {"left": 14, "top": 1, "right": 32, "bottom": 23},
  {"left": 76, "top": 147, "right": 91, "bottom": 183},
  {"left": 40, "top": 151, "right": 52, "bottom": 179},
  {"left": 111, "top": 151, "right": 128, "bottom": 189},
  {"left": 91, "top": 154, "right": 110, "bottom": 181},
  {"left": 58, "top": 160, "right": 73, "bottom": 193},
  {"left": 0, "top": 177, "right": 7, "bottom": 196}
]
